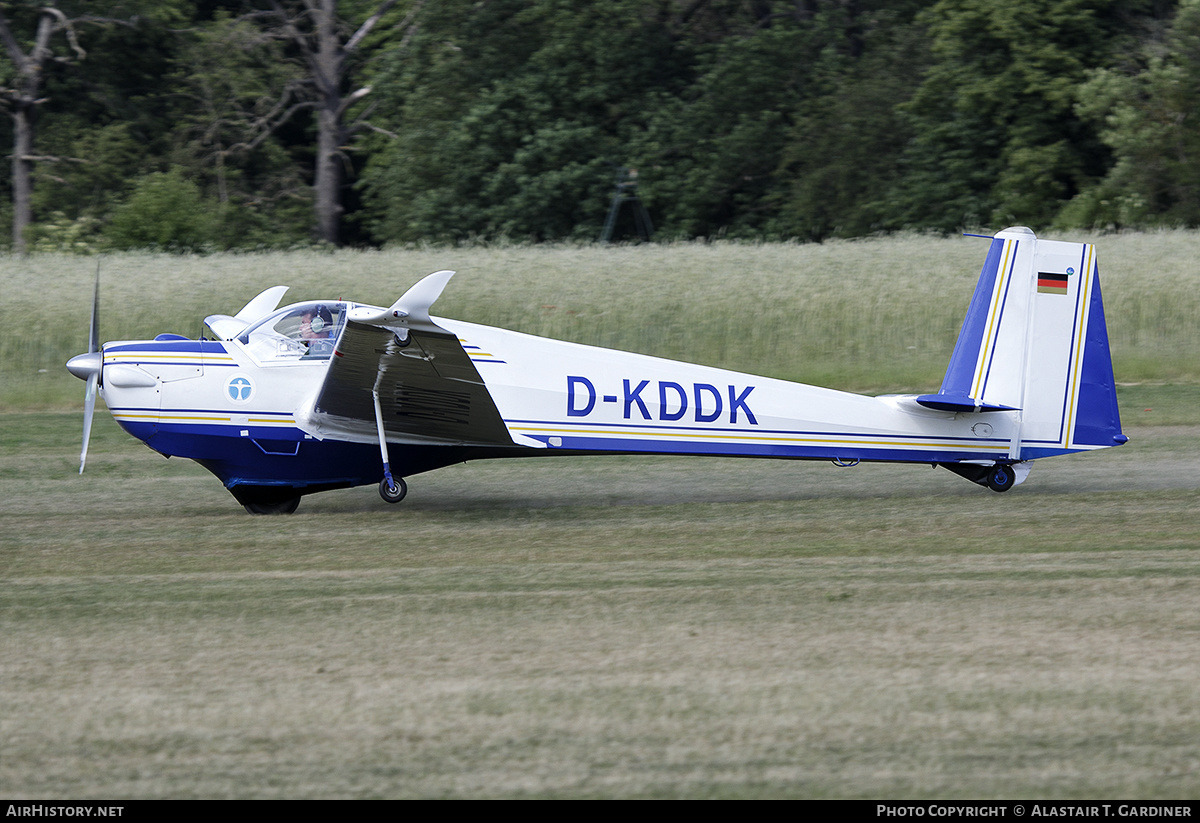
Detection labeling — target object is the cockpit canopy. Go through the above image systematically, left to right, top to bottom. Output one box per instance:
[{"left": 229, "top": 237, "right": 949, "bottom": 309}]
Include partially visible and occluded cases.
[{"left": 237, "top": 301, "right": 348, "bottom": 362}]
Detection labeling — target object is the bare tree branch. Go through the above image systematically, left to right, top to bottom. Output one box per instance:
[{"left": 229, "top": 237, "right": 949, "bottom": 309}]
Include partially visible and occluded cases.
[
  {"left": 344, "top": 0, "right": 403, "bottom": 54},
  {"left": 41, "top": 7, "right": 87, "bottom": 61},
  {"left": 0, "top": 10, "right": 27, "bottom": 68},
  {"left": 335, "top": 85, "right": 371, "bottom": 119},
  {"left": 227, "top": 99, "right": 319, "bottom": 154},
  {"left": 351, "top": 120, "right": 399, "bottom": 140}
]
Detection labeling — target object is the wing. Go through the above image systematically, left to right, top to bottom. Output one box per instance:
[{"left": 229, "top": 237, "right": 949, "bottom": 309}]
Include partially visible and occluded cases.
[{"left": 295, "top": 272, "right": 515, "bottom": 448}]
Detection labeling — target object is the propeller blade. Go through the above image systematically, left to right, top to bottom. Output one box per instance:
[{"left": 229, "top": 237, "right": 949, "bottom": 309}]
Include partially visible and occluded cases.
[
  {"left": 88, "top": 263, "right": 101, "bottom": 353},
  {"left": 80, "top": 264, "right": 101, "bottom": 473},
  {"left": 80, "top": 372, "right": 97, "bottom": 474}
]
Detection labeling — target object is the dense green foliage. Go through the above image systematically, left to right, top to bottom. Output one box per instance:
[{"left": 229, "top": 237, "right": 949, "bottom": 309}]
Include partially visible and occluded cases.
[{"left": 1, "top": 0, "right": 1197, "bottom": 250}]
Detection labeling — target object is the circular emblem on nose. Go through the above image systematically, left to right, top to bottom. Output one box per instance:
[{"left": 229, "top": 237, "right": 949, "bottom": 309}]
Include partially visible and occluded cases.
[{"left": 227, "top": 374, "right": 254, "bottom": 403}]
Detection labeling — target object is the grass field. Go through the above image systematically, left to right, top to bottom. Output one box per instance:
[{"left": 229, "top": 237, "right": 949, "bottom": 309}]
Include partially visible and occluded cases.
[
  {"left": 3, "top": 235, "right": 1199, "bottom": 798},
  {"left": 3, "top": 404, "right": 1200, "bottom": 798}
]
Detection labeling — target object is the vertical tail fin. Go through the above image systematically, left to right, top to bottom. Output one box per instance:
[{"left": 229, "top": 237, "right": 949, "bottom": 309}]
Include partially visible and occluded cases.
[{"left": 924, "top": 227, "right": 1125, "bottom": 458}]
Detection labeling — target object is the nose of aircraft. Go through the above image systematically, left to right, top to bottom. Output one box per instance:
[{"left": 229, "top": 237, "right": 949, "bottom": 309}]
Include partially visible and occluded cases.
[{"left": 66, "top": 351, "right": 102, "bottom": 381}]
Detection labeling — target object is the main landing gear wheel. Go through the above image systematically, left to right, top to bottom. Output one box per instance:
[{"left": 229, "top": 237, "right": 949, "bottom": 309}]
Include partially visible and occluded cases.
[
  {"left": 986, "top": 464, "right": 1016, "bottom": 493},
  {"left": 379, "top": 477, "right": 408, "bottom": 504},
  {"left": 243, "top": 496, "right": 301, "bottom": 515}
]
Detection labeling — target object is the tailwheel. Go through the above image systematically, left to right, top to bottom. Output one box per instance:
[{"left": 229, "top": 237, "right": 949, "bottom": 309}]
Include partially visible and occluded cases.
[
  {"left": 986, "top": 464, "right": 1016, "bottom": 493},
  {"left": 379, "top": 476, "right": 408, "bottom": 504},
  {"left": 243, "top": 496, "right": 301, "bottom": 515}
]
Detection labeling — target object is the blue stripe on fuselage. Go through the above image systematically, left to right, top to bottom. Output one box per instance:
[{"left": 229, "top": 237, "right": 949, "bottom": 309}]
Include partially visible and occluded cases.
[
  {"left": 106, "top": 340, "right": 229, "bottom": 354},
  {"left": 532, "top": 433, "right": 1020, "bottom": 464}
]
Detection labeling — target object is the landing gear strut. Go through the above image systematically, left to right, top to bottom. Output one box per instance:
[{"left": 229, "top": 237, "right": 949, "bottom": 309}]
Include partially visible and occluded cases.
[{"left": 372, "top": 384, "right": 408, "bottom": 506}]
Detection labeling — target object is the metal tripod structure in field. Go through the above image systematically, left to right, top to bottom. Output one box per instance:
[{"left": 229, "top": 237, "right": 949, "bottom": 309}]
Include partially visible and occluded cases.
[{"left": 600, "top": 167, "right": 653, "bottom": 243}]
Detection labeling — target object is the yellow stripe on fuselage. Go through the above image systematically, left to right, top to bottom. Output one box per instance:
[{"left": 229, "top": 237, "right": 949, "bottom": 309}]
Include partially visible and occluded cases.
[{"left": 111, "top": 411, "right": 293, "bottom": 426}]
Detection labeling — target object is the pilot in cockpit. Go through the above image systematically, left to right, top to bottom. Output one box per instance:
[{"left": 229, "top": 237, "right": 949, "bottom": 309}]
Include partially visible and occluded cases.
[
  {"left": 299, "top": 304, "right": 335, "bottom": 357},
  {"left": 300, "top": 305, "right": 333, "bottom": 341}
]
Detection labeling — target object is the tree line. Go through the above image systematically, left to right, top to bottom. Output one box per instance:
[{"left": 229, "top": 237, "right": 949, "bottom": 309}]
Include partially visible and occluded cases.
[{"left": 1, "top": 0, "right": 1195, "bottom": 253}]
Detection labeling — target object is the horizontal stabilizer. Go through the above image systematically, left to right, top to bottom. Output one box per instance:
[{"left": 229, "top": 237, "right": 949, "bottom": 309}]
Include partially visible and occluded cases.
[{"left": 914, "top": 393, "right": 1019, "bottom": 413}]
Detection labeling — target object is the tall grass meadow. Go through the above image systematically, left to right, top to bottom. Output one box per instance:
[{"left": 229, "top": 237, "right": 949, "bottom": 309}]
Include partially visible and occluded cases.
[{"left": 3, "top": 231, "right": 1197, "bottom": 410}]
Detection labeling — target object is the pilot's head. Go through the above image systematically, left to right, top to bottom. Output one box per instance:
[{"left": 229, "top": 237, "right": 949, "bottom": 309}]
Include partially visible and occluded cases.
[{"left": 301, "top": 305, "right": 334, "bottom": 338}]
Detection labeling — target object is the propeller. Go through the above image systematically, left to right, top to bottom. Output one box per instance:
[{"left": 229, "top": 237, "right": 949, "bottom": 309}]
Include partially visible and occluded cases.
[{"left": 66, "top": 267, "right": 102, "bottom": 474}]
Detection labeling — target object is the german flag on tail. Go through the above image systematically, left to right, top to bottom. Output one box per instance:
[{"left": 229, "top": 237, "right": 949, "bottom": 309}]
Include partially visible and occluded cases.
[{"left": 1037, "top": 271, "right": 1070, "bottom": 295}]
